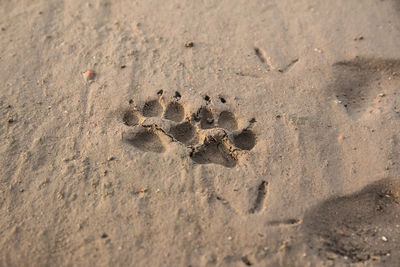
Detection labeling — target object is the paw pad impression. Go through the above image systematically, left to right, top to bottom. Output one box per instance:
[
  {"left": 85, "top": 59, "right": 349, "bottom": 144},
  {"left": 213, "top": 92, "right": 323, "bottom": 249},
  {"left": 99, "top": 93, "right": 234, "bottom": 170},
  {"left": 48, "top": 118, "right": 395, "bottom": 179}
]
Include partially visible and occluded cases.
[{"left": 121, "top": 92, "right": 256, "bottom": 167}]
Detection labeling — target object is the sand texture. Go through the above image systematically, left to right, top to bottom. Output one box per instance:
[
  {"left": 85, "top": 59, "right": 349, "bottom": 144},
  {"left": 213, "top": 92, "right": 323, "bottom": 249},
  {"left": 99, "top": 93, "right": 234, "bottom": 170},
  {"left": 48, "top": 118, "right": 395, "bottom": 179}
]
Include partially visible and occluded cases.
[{"left": 1, "top": 0, "right": 400, "bottom": 266}]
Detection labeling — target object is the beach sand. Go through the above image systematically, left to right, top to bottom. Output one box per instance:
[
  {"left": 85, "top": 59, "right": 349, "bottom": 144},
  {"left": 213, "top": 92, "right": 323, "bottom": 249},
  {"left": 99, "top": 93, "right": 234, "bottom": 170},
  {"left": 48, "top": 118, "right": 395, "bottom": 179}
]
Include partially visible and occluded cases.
[{"left": 1, "top": 0, "right": 400, "bottom": 266}]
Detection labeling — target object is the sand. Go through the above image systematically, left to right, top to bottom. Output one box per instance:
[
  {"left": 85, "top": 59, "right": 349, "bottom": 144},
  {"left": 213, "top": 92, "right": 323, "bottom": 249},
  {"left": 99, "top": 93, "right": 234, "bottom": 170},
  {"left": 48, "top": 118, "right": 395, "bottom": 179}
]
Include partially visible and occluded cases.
[{"left": 1, "top": 0, "right": 400, "bottom": 266}]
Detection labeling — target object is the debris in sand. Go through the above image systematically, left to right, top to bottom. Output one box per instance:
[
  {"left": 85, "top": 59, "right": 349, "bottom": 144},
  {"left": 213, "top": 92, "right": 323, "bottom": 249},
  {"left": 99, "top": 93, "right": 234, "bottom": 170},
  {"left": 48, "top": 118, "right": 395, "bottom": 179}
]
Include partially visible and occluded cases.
[
  {"left": 184, "top": 41, "right": 194, "bottom": 48},
  {"left": 314, "top": 47, "right": 322, "bottom": 53},
  {"left": 84, "top": 70, "right": 95, "bottom": 80},
  {"left": 339, "top": 135, "right": 345, "bottom": 140},
  {"left": 140, "top": 188, "right": 147, "bottom": 193},
  {"left": 382, "top": 236, "right": 388, "bottom": 242}
]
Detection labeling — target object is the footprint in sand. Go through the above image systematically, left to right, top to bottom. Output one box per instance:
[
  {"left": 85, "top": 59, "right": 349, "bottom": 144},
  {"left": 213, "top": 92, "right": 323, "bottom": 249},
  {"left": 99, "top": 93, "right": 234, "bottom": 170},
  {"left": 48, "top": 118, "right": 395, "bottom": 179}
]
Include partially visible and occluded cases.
[
  {"left": 330, "top": 57, "right": 400, "bottom": 120},
  {"left": 120, "top": 91, "right": 257, "bottom": 168},
  {"left": 303, "top": 178, "right": 400, "bottom": 263}
]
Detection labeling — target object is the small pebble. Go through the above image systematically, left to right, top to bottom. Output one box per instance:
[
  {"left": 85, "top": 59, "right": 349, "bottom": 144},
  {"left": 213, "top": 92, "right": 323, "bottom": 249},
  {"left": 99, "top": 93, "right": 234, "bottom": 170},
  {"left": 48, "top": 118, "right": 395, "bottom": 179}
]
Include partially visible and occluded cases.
[
  {"left": 314, "top": 48, "right": 322, "bottom": 53},
  {"left": 84, "top": 70, "right": 95, "bottom": 80},
  {"left": 57, "top": 192, "right": 64, "bottom": 200},
  {"left": 227, "top": 236, "right": 232, "bottom": 240},
  {"left": 382, "top": 236, "right": 388, "bottom": 242}
]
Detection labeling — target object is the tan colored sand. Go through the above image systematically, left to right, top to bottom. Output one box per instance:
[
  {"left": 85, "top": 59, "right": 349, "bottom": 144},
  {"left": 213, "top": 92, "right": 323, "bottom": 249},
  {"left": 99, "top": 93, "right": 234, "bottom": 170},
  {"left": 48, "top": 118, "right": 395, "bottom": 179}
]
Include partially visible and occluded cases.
[{"left": 1, "top": 0, "right": 400, "bottom": 266}]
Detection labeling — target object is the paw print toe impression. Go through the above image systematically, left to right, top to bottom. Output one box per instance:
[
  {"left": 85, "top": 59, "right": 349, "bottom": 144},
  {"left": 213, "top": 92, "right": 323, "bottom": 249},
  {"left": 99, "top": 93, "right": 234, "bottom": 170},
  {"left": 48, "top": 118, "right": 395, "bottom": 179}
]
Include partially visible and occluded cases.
[
  {"left": 121, "top": 92, "right": 256, "bottom": 167},
  {"left": 142, "top": 99, "right": 163, "bottom": 117},
  {"left": 164, "top": 101, "right": 185, "bottom": 122},
  {"left": 122, "top": 109, "right": 139, "bottom": 127},
  {"left": 218, "top": 111, "right": 238, "bottom": 131},
  {"left": 169, "top": 121, "right": 197, "bottom": 146},
  {"left": 125, "top": 128, "right": 165, "bottom": 153},
  {"left": 232, "top": 129, "right": 256, "bottom": 150}
]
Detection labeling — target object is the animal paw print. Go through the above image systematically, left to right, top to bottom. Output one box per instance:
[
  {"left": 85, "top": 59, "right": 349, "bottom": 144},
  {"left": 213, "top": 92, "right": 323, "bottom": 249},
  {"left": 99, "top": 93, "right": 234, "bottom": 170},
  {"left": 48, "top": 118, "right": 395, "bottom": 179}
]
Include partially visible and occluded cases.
[{"left": 121, "top": 92, "right": 256, "bottom": 167}]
